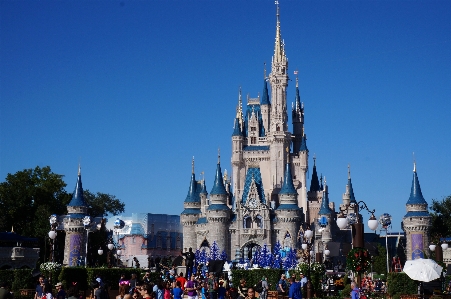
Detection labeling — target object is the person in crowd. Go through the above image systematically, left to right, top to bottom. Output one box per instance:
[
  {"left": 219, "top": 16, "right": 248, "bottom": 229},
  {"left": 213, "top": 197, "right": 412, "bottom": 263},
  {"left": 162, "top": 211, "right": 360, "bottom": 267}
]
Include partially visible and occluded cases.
[
  {"left": 143, "top": 272, "right": 152, "bottom": 285},
  {"left": 176, "top": 273, "right": 187, "bottom": 293},
  {"left": 207, "top": 273, "right": 217, "bottom": 299},
  {"left": 299, "top": 273, "right": 307, "bottom": 289},
  {"left": 119, "top": 274, "right": 127, "bottom": 287},
  {"left": 130, "top": 274, "right": 138, "bottom": 294},
  {"left": 185, "top": 274, "right": 198, "bottom": 299},
  {"left": 277, "top": 274, "right": 287, "bottom": 298},
  {"left": 35, "top": 276, "right": 45, "bottom": 299},
  {"left": 255, "top": 276, "right": 268, "bottom": 299},
  {"left": 288, "top": 277, "right": 301, "bottom": 299},
  {"left": 237, "top": 278, "right": 248, "bottom": 299},
  {"left": 155, "top": 280, "right": 165, "bottom": 299},
  {"left": 117, "top": 281, "right": 131, "bottom": 299},
  {"left": 173, "top": 281, "right": 183, "bottom": 299},
  {"left": 217, "top": 281, "right": 226, "bottom": 299},
  {"left": 0, "top": 282, "right": 12, "bottom": 299},
  {"left": 41, "top": 282, "right": 53, "bottom": 299},
  {"left": 163, "top": 282, "right": 172, "bottom": 299},
  {"left": 351, "top": 282, "right": 359, "bottom": 299},
  {"left": 55, "top": 283, "right": 66, "bottom": 299},
  {"left": 139, "top": 285, "right": 154, "bottom": 299},
  {"left": 245, "top": 287, "right": 259, "bottom": 299}
]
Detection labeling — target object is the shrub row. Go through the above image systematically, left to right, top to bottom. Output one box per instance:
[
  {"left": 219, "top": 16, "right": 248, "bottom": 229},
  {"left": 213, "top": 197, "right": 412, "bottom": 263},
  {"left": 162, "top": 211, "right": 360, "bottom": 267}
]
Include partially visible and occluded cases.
[{"left": 231, "top": 269, "right": 284, "bottom": 291}]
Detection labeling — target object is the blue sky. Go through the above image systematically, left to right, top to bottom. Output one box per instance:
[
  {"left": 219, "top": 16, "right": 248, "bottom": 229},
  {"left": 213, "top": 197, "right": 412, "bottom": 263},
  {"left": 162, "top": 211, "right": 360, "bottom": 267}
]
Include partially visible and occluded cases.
[{"left": 1, "top": 0, "right": 450, "bottom": 233}]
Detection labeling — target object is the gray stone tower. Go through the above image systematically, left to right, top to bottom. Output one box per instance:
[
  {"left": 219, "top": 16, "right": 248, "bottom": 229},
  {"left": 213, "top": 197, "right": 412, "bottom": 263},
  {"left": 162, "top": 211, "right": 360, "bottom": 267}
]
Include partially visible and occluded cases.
[
  {"left": 402, "top": 162, "right": 431, "bottom": 260},
  {"left": 63, "top": 166, "right": 88, "bottom": 266},
  {"left": 317, "top": 178, "right": 333, "bottom": 243}
]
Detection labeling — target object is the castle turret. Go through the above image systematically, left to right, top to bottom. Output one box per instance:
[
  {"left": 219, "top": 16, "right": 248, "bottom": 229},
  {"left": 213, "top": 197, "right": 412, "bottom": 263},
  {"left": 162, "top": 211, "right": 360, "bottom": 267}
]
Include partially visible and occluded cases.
[
  {"left": 261, "top": 75, "right": 271, "bottom": 134},
  {"left": 292, "top": 75, "right": 304, "bottom": 153},
  {"left": 232, "top": 90, "right": 244, "bottom": 208},
  {"left": 275, "top": 151, "right": 302, "bottom": 247},
  {"left": 207, "top": 152, "right": 231, "bottom": 257},
  {"left": 307, "top": 156, "right": 323, "bottom": 225},
  {"left": 181, "top": 158, "right": 202, "bottom": 251},
  {"left": 402, "top": 161, "right": 431, "bottom": 260},
  {"left": 63, "top": 166, "right": 89, "bottom": 266},
  {"left": 318, "top": 178, "right": 333, "bottom": 243}
]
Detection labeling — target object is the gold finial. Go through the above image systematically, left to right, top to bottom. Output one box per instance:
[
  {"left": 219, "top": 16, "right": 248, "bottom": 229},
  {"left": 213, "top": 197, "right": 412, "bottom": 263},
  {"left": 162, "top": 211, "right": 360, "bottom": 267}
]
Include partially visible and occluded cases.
[
  {"left": 274, "top": 0, "right": 283, "bottom": 63},
  {"left": 264, "top": 62, "right": 267, "bottom": 79},
  {"left": 294, "top": 70, "right": 299, "bottom": 88},
  {"left": 286, "top": 146, "right": 290, "bottom": 161},
  {"left": 218, "top": 148, "right": 221, "bottom": 164},
  {"left": 413, "top": 152, "right": 416, "bottom": 172},
  {"left": 313, "top": 153, "right": 316, "bottom": 166},
  {"left": 192, "top": 156, "right": 195, "bottom": 174},
  {"left": 78, "top": 163, "right": 81, "bottom": 176},
  {"left": 348, "top": 164, "right": 351, "bottom": 179},
  {"left": 201, "top": 171, "right": 204, "bottom": 182},
  {"left": 324, "top": 176, "right": 327, "bottom": 186},
  {"left": 11, "top": 226, "right": 14, "bottom": 233}
]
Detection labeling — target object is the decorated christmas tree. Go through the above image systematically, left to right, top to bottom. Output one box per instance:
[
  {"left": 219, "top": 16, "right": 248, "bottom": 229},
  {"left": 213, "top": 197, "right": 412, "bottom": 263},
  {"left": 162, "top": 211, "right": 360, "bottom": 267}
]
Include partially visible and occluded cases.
[
  {"left": 272, "top": 240, "right": 282, "bottom": 269},
  {"left": 209, "top": 241, "right": 220, "bottom": 261},
  {"left": 259, "top": 244, "right": 272, "bottom": 268},
  {"left": 252, "top": 247, "right": 261, "bottom": 267},
  {"left": 283, "top": 248, "right": 298, "bottom": 270},
  {"left": 195, "top": 249, "right": 201, "bottom": 266},
  {"left": 199, "top": 249, "right": 208, "bottom": 264},
  {"left": 220, "top": 250, "right": 228, "bottom": 261}
]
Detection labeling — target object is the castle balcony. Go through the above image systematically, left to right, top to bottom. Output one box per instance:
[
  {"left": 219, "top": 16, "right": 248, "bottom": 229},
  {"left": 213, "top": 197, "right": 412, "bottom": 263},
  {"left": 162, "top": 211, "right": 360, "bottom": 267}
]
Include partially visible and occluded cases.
[
  {"left": 258, "top": 137, "right": 267, "bottom": 142},
  {"left": 242, "top": 228, "right": 265, "bottom": 238}
]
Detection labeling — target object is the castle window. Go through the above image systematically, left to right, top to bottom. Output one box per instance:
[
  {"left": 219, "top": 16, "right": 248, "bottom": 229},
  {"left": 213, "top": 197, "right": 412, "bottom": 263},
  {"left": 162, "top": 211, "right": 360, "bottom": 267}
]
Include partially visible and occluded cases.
[
  {"left": 251, "top": 127, "right": 256, "bottom": 131},
  {"left": 251, "top": 137, "right": 257, "bottom": 144},
  {"left": 245, "top": 216, "right": 252, "bottom": 228}
]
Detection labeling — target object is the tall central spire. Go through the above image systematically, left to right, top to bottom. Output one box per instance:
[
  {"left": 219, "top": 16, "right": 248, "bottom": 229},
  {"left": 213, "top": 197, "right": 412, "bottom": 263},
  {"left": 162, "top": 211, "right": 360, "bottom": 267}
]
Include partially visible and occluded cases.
[{"left": 273, "top": 1, "right": 285, "bottom": 64}]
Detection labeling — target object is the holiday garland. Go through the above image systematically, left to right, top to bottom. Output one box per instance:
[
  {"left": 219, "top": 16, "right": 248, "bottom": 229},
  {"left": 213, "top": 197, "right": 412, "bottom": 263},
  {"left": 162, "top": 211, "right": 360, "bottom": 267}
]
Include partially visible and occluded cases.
[{"left": 346, "top": 247, "right": 371, "bottom": 273}]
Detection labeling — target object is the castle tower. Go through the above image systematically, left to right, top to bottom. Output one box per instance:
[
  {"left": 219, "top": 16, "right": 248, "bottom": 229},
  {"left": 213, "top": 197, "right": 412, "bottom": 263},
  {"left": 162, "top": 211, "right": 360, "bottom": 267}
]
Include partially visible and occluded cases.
[
  {"left": 261, "top": 74, "right": 271, "bottom": 133},
  {"left": 292, "top": 75, "right": 304, "bottom": 153},
  {"left": 274, "top": 151, "right": 302, "bottom": 248},
  {"left": 206, "top": 153, "right": 231, "bottom": 257},
  {"left": 307, "top": 156, "right": 323, "bottom": 225},
  {"left": 181, "top": 158, "right": 201, "bottom": 250},
  {"left": 402, "top": 162, "right": 431, "bottom": 260},
  {"left": 340, "top": 165, "right": 357, "bottom": 216},
  {"left": 63, "top": 166, "right": 88, "bottom": 266},
  {"left": 318, "top": 178, "right": 333, "bottom": 243}
]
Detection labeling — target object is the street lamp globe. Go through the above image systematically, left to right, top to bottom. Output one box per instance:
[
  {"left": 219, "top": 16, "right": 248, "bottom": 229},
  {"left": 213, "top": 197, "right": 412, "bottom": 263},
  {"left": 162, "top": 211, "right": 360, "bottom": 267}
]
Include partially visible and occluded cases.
[
  {"left": 368, "top": 214, "right": 378, "bottom": 231},
  {"left": 337, "top": 215, "right": 348, "bottom": 229},
  {"left": 305, "top": 229, "right": 313, "bottom": 239},
  {"left": 48, "top": 231, "right": 57, "bottom": 239},
  {"left": 108, "top": 243, "right": 114, "bottom": 250},
  {"left": 302, "top": 243, "right": 308, "bottom": 250},
  {"left": 441, "top": 243, "right": 448, "bottom": 250},
  {"left": 429, "top": 244, "right": 436, "bottom": 251},
  {"left": 98, "top": 248, "right": 104, "bottom": 255},
  {"left": 324, "top": 248, "right": 330, "bottom": 256},
  {"left": 117, "top": 249, "right": 122, "bottom": 256},
  {"left": 309, "top": 250, "right": 314, "bottom": 256}
]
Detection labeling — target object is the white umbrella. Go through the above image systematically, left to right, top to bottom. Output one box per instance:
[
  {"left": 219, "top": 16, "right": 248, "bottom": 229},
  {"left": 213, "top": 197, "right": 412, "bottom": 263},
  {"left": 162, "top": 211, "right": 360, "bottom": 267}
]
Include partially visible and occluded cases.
[{"left": 403, "top": 258, "right": 443, "bottom": 282}]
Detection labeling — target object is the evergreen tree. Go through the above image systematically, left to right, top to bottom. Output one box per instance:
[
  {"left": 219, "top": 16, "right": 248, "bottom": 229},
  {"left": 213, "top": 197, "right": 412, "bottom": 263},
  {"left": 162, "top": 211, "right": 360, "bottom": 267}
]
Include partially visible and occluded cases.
[
  {"left": 272, "top": 240, "right": 282, "bottom": 269},
  {"left": 210, "top": 241, "right": 220, "bottom": 260},
  {"left": 260, "top": 244, "right": 271, "bottom": 268},
  {"left": 253, "top": 247, "right": 261, "bottom": 267},
  {"left": 283, "top": 248, "right": 298, "bottom": 270},
  {"left": 195, "top": 249, "right": 201, "bottom": 266},
  {"left": 200, "top": 249, "right": 208, "bottom": 264},
  {"left": 220, "top": 250, "right": 228, "bottom": 261}
]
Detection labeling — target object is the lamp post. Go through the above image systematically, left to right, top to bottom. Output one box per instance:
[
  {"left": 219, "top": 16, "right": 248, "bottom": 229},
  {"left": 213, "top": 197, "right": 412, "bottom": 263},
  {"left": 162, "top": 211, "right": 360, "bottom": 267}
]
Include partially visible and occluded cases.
[
  {"left": 337, "top": 201, "right": 378, "bottom": 286},
  {"left": 379, "top": 213, "right": 392, "bottom": 274},
  {"left": 48, "top": 214, "right": 58, "bottom": 263},
  {"left": 82, "top": 216, "right": 91, "bottom": 267},
  {"left": 114, "top": 218, "right": 124, "bottom": 267},
  {"left": 300, "top": 226, "right": 314, "bottom": 299}
]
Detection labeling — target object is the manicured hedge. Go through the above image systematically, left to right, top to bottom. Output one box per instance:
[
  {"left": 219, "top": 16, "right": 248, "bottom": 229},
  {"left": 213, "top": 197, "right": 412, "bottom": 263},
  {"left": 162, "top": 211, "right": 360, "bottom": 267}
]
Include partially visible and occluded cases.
[
  {"left": 0, "top": 269, "right": 35, "bottom": 291},
  {"left": 231, "top": 269, "right": 284, "bottom": 291},
  {"left": 387, "top": 272, "right": 418, "bottom": 296}
]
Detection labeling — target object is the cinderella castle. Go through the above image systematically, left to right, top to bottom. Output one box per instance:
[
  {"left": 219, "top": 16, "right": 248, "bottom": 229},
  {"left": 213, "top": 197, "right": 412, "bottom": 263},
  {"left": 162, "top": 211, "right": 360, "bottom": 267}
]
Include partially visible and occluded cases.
[{"left": 180, "top": 4, "right": 434, "bottom": 263}]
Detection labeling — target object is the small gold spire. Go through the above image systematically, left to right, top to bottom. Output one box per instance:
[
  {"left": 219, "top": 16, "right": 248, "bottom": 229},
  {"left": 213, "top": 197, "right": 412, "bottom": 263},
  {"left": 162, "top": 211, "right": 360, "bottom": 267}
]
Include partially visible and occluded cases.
[
  {"left": 264, "top": 62, "right": 267, "bottom": 79},
  {"left": 295, "top": 69, "right": 299, "bottom": 88},
  {"left": 218, "top": 148, "right": 221, "bottom": 164},
  {"left": 313, "top": 153, "right": 316, "bottom": 166},
  {"left": 192, "top": 156, "right": 195, "bottom": 174},
  {"left": 78, "top": 163, "right": 81, "bottom": 176},
  {"left": 348, "top": 164, "right": 351, "bottom": 179},
  {"left": 201, "top": 171, "right": 204, "bottom": 182},
  {"left": 11, "top": 226, "right": 14, "bottom": 233}
]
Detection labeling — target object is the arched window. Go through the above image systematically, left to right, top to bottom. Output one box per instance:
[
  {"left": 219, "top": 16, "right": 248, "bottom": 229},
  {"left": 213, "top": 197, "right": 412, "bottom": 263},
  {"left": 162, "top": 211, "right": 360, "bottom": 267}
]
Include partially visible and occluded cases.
[
  {"left": 255, "top": 215, "right": 263, "bottom": 228},
  {"left": 244, "top": 216, "right": 252, "bottom": 228}
]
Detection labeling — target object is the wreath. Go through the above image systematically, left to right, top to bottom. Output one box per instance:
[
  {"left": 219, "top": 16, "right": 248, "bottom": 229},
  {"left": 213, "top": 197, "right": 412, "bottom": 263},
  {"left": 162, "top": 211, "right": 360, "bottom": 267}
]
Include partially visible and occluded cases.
[{"left": 346, "top": 247, "right": 371, "bottom": 273}]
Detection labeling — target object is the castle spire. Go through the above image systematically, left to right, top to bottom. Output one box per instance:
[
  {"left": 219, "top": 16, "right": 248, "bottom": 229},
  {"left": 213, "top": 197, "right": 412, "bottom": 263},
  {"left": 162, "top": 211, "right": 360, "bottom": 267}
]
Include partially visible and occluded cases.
[
  {"left": 273, "top": 1, "right": 285, "bottom": 63},
  {"left": 294, "top": 70, "right": 301, "bottom": 111},
  {"left": 235, "top": 87, "right": 244, "bottom": 131},
  {"left": 280, "top": 147, "right": 296, "bottom": 195},
  {"left": 211, "top": 150, "right": 227, "bottom": 195},
  {"left": 309, "top": 155, "right": 320, "bottom": 192},
  {"left": 184, "top": 159, "right": 198, "bottom": 203},
  {"left": 407, "top": 161, "right": 427, "bottom": 205},
  {"left": 347, "top": 164, "right": 356, "bottom": 203},
  {"left": 68, "top": 166, "right": 87, "bottom": 207},
  {"left": 319, "top": 176, "right": 333, "bottom": 215}
]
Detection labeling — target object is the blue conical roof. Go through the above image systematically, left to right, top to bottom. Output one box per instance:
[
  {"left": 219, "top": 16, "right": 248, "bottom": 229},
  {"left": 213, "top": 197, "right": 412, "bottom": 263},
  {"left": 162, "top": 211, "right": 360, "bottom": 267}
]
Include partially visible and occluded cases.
[
  {"left": 261, "top": 79, "right": 270, "bottom": 105},
  {"left": 295, "top": 84, "right": 301, "bottom": 109},
  {"left": 232, "top": 118, "right": 242, "bottom": 136},
  {"left": 300, "top": 135, "right": 308, "bottom": 151},
  {"left": 310, "top": 158, "right": 320, "bottom": 192},
  {"left": 210, "top": 162, "right": 227, "bottom": 195},
  {"left": 280, "top": 162, "right": 296, "bottom": 195},
  {"left": 407, "top": 166, "right": 427, "bottom": 205},
  {"left": 68, "top": 169, "right": 87, "bottom": 207},
  {"left": 184, "top": 173, "right": 200, "bottom": 203},
  {"left": 348, "top": 177, "right": 356, "bottom": 203},
  {"left": 200, "top": 180, "right": 207, "bottom": 194},
  {"left": 319, "top": 182, "right": 333, "bottom": 215}
]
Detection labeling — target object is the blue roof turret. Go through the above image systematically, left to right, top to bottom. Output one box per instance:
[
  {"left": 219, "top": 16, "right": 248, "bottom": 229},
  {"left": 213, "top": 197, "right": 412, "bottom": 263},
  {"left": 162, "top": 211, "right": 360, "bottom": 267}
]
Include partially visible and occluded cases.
[
  {"left": 261, "top": 79, "right": 270, "bottom": 105},
  {"left": 295, "top": 80, "right": 301, "bottom": 110},
  {"left": 232, "top": 118, "right": 243, "bottom": 136},
  {"left": 300, "top": 134, "right": 308, "bottom": 151},
  {"left": 210, "top": 153, "right": 227, "bottom": 195},
  {"left": 309, "top": 156, "right": 320, "bottom": 192},
  {"left": 184, "top": 158, "right": 201, "bottom": 203},
  {"left": 280, "top": 158, "right": 296, "bottom": 195},
  {"left": 407, "top": 162, "right": 427, "bottom": 205},
  {"left": 68, "top": 166, "right": 87, "bottom": 207},
  {"left": 319, "top": 178, "right": 333, "bottom": 215},
  {"left": 200, "top": 180, "right": 207, "bottom": 194}
]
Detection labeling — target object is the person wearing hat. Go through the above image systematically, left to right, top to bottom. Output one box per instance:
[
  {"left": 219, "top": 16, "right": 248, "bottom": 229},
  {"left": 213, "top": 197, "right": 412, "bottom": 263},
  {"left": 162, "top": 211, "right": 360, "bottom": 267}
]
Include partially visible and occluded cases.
[
  {"left": 256, "top": 277, "right": 268, "bottom": 299},
  {"left": 55, "top": 283, "right": 66, "bottom": 299}
]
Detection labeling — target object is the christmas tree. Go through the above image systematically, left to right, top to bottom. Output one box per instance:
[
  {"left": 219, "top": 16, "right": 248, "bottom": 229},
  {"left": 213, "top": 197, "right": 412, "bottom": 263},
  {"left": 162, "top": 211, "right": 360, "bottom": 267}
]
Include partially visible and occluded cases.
[
  {"left": 272, "top": 240, "right": 282, "bottom": 269},
  {"left": 210, "top": 241, "right": 220, "bottom": 261},
  {"left": 260, "top": 244, "right": 271, "bottom": 268},
  {"left": 252, "top": 247, "right": 261, "bottom": 267},
  {"left": 283, "top": 248, "right": 298, "bottom": 270},
  {"left": 195, "top": 249, "right": 201, "bottom": 266},
  {"left": 199, "top": 249, "right": 208, "bottom": 264},
  {"left": 220, "top": 250, "right": 228, "bottom": 261}
]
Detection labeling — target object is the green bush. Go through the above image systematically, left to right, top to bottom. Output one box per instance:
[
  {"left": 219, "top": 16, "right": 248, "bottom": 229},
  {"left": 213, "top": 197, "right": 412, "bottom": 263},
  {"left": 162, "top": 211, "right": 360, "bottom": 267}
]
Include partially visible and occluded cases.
[
  {"left": 58, "top": 267, "right": 88, "bottom": 290},
  {"left": 12, "top": 269, "right": 35, "bottom": 290},
  {"left": 231, "top": 269, "right": 284, "bottom": 291},
  {"left": 387, "top": 272, "right": 417, "bottom": 296},
  {"left": 341, "top": 284, "right": 352, "bottom": 298}
]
